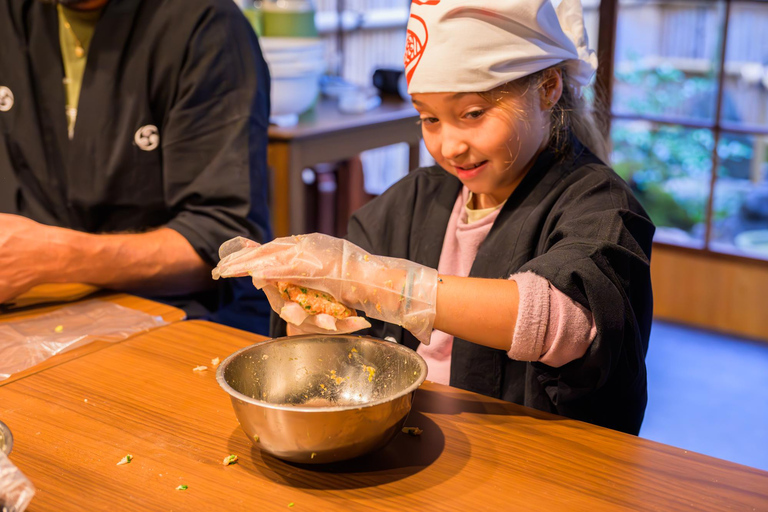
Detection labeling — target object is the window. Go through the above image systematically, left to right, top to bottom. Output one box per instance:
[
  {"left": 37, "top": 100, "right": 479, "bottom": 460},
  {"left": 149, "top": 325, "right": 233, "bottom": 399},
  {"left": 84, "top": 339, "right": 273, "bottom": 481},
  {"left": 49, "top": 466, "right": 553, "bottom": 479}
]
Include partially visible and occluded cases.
[{"left": 599, "top": 0, "right": 768, "bottom": 260}]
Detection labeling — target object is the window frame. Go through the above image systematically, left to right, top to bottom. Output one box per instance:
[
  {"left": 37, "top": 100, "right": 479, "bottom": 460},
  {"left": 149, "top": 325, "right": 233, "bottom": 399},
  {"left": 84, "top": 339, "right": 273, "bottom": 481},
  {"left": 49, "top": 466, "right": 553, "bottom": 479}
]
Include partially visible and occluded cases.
[{"left": 595, "top": 0, "right": 768, "bottom": 265}]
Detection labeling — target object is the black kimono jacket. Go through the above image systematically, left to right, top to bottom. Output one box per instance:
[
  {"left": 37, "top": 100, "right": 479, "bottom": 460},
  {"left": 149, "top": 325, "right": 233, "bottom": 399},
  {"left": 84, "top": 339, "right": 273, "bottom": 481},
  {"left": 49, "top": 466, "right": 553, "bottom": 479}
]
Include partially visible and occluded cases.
[
  {"left": 0, "top": 0, "right": 273, "bottom": 332},
  {"left": 347, "top": 139, "right": 654, "bottom": 435}
]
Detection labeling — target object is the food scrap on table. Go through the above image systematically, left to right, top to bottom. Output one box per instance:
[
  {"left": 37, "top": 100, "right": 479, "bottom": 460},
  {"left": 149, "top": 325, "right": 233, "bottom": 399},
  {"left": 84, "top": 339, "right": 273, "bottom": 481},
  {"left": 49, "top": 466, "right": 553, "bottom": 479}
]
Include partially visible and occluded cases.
[
  {"left": 54, "top": 325, "right": 64, "bottom": 333},
  {"left": 211, "top": 357, "right": 220, "bottom": 366},
  {"left": 193, "top": 365, "right": 208, "bottom": 372},
  {"left": 402, "top": 427, "right": 423, "bottom": 436},
  {"left": 253, "top": 435, "right": 259, "bottom": 443},
  {"left": 310, "top": 452, "right": 316, "bottom": 459},
  {"left": 116, "top": 454, "right": 133, "bottom": 465},
  {"left": 222, "top": 454, "right": 238, "bottom": 466},
  {"left": 176, "top": 485, "right": 188, "bottom": 491},
  {"left": 288, "top": 503, "right": 295, "bottom": 508}
]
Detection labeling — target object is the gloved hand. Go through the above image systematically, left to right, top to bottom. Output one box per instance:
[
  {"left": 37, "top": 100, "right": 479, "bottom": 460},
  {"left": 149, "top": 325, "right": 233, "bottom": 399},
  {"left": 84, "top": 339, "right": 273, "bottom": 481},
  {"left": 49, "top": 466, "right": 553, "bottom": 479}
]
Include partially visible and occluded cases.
[{"left": 212, "top": 234, "right": 438, "bottom": 344}]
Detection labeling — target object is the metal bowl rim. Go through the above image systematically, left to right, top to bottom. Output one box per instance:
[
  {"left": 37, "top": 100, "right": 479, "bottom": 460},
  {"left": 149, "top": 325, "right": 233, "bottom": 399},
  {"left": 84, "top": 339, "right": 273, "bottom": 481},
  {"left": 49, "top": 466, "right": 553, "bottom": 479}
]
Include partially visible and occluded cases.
[
  {"left": 216, "top": 334, "right": 427, "bottom": 413},
  {"left": 0, "top": 419, "right": 13, "bottom": 456}
]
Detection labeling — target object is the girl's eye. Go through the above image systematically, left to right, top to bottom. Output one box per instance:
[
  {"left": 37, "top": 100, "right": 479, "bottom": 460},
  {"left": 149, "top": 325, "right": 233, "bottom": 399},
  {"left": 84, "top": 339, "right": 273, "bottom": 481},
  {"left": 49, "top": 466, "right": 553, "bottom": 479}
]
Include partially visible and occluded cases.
[
  {"left": 465, "top": 109, "right": 485, "bottom": 120},
  {"left": 419, "top": 117, "right": 439, "bottom": 125}
]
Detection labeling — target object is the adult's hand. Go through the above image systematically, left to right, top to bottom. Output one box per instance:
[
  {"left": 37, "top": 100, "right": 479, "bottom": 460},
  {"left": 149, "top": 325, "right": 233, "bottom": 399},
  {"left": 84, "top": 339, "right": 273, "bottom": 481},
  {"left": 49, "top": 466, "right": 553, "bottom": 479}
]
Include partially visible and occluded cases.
[
  {"left": 0, "top": 214, "right": 63, "bottom": 303},
  {"left": 0, "top": 214, "right": 214, "bottom": 303}
]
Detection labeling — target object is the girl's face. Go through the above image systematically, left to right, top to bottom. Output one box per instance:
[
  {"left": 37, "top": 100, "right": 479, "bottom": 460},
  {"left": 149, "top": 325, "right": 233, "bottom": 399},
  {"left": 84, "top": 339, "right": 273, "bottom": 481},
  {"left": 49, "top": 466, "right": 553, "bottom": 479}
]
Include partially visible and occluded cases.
[{"left": 412, "top": 89, "right": 549, "bottom": 207}]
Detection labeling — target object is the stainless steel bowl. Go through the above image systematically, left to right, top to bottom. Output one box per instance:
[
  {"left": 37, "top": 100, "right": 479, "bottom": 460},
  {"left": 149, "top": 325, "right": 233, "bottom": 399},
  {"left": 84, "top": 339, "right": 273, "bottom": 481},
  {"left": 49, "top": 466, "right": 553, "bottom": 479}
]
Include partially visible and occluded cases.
[
  {"left": 217, "top": 334, "right": 427, "bottom": 464},
  {"left": 0, "top": 420, "right": 12, "bottom": 455}
]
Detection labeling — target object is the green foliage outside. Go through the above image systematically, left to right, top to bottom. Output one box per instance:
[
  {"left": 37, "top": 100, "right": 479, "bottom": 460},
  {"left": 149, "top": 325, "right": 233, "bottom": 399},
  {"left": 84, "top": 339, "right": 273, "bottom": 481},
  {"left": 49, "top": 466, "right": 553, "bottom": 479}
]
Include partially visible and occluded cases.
[{"left": 611, "top": 62, "right": 754, "bottom": 236}]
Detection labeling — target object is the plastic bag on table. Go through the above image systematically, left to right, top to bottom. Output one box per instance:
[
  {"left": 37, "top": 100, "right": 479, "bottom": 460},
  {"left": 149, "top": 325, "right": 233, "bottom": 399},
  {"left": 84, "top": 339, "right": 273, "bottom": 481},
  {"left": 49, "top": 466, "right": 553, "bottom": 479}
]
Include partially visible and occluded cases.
[
  {"left": 0, "top": 300, "right": 167, "bottom": 381},
  {"left": 0, "top": 450, "right": 35, "bottom": 512}
]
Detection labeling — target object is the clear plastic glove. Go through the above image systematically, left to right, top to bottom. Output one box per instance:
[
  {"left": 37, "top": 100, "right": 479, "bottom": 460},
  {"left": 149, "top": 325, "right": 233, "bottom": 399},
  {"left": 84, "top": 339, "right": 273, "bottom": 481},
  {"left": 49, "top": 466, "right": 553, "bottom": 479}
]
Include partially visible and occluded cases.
[
  {"left": 212, "top": 234, "right": 438, "bottom": 344},
  {"left": 217, "top": 237, "right": 373, "bottom": 336},
  {"left": 0, "top": 450, "right": 35, "bottom": 512}
]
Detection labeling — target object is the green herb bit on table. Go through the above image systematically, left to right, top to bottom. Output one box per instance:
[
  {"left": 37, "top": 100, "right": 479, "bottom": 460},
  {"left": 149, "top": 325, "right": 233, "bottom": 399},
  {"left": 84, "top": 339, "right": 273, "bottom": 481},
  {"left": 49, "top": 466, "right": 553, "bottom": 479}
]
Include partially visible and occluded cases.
[
  {"left": 116, "top": 454, "right": 133, "bottom": 466},
  {"left": 222, "top": 454, "right": 238, "bottom": 466},
  {"left": 176, "top": 485, "right": 188, "bottom": 491}
]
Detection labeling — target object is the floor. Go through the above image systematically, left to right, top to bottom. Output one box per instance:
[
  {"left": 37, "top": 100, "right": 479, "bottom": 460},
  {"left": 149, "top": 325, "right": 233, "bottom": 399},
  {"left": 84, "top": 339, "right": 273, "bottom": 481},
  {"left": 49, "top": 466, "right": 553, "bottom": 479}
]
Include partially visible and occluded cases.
[{"left": 640, "top": 320, "right": 768, "bottom": 472}]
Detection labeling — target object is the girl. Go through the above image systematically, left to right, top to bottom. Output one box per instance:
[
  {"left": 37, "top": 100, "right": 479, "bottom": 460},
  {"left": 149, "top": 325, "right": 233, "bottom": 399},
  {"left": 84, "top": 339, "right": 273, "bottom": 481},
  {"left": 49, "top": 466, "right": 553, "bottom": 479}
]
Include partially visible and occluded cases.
[{"left": 214, "top": 0, "right": 654, "bottom": 435}]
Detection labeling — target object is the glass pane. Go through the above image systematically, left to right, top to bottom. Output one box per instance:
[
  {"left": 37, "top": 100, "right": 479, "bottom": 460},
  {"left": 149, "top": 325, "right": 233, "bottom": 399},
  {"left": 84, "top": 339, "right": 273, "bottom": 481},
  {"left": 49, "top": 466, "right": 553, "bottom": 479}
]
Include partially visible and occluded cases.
[
  {"left": 580, "top": 0, "right": 600, "bottom": 107},
  {"left": 582, "top": 0, "right": 600, "bottom": 54},
  {"left": 614, "top": 0, "right": 725, "bottom": 123},
  {"left": 720, "top": 2, "right": 768, "bottom": 130},
  {"left": 611, "top": 120, "right": 713, "bottom": 247},
  {"left": 710, "top": 133, "right": 768, "bottom": 259}
]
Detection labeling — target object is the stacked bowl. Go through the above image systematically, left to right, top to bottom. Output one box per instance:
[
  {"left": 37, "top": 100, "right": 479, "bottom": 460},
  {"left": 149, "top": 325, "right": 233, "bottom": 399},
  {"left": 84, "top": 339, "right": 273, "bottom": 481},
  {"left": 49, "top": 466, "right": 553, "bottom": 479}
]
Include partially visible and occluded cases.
[{"left": 260, "top": 37, "right": 326, "bottom": 126}]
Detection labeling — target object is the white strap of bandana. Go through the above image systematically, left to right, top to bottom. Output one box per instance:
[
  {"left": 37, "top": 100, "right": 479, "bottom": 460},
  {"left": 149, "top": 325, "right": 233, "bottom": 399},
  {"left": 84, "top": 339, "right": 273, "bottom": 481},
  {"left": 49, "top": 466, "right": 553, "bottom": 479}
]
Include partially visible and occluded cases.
[{"left": 556, "top": 0, "right": 598, "bottom": 93}]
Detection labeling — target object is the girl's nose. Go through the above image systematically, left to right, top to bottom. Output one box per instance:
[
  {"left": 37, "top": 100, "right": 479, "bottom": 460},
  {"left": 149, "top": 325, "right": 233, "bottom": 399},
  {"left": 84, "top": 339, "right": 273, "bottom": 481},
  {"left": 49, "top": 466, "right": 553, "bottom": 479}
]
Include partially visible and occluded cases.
[{"left": 440, "top": 126, "right": 469, "bottom": 160}]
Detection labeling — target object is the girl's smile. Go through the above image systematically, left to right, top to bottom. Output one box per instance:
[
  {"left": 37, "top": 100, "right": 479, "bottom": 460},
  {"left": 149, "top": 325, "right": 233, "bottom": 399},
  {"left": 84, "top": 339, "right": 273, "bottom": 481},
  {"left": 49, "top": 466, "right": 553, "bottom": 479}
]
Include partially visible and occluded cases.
[{"left": 452, "top": 160, "right": 488, "bottom": 180}]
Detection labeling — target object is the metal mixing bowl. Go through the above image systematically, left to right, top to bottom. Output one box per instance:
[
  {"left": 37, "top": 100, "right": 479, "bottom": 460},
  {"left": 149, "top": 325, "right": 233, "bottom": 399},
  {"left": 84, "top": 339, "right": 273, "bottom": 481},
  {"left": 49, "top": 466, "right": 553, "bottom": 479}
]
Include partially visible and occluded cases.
[
  {"left": 217, "top": 334, "right": 427, "bottom": 464},
  {"left": 0, "top": 420, "right": 12, "bottom": 455}
]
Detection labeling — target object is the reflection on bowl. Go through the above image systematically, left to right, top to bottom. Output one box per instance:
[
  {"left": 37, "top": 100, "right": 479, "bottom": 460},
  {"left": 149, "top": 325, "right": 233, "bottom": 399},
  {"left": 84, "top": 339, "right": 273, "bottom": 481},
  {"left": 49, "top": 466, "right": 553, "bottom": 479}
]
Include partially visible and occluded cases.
[
  {"left": 217, "top": 334, "right": 427, "bottom": 464},
  {"left": 0, "top": 420, "right": 13, "bottom": 455}
]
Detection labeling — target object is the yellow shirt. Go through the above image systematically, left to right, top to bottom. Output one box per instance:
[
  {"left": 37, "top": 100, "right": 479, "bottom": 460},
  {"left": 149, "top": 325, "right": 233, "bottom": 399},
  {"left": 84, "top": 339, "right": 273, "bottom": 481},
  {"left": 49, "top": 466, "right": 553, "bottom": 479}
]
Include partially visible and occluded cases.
[
  {"left": 58, "top": 4, "right": 102, "bottom": 139},
  {"left": 465, "top": 191, "right": 507, "bottom": 224}
]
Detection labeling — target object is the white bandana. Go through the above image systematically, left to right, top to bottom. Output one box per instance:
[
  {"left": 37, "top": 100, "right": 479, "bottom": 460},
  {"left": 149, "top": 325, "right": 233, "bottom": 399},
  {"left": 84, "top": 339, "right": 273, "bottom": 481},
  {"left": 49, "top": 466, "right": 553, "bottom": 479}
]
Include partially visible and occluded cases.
[{"left": 404, "top": 0, "right": 597, "bottom": 95}]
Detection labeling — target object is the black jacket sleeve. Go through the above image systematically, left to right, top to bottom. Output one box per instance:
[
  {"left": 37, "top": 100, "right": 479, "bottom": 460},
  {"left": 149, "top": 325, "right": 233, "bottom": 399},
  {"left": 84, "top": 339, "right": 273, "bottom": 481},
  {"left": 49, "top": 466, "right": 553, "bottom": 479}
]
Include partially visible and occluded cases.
[
  {"left": 163, "top": 3, "right": 271, "bottom": 267},
  {"left": 517, "top": 165, "right": 655, "bottom": 432}
]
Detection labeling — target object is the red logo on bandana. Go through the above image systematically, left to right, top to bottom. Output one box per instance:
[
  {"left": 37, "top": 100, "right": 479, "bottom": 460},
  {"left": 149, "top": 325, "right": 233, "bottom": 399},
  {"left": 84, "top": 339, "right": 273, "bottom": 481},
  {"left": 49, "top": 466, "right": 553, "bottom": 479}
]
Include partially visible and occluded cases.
[{"left": 405, "top": 14, "right": 428, "bottom": 87}]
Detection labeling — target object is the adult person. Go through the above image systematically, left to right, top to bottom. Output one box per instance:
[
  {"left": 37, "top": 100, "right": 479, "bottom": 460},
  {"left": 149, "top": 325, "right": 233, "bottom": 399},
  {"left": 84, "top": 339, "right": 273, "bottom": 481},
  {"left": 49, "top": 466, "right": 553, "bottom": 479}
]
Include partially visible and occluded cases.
[{"left": 0, "top": 0, "right": 273, "bottom": 333}]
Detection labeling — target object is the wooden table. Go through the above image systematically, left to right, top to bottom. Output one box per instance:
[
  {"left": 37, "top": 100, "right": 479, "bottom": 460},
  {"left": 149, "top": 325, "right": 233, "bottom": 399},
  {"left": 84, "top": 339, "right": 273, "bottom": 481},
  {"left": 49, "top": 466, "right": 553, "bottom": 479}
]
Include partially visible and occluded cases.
[
  {"left": 268, "top": 96, "right": 421, "bottom": 237},
  {"left": 1, "top": 283, "right": 100, "bottom": 310},
  {"left": 0, "top": 287, "right": 186, "bottom": 387},
  {"left": 1, "top": 320, "right": 766, "bottom": 511}
]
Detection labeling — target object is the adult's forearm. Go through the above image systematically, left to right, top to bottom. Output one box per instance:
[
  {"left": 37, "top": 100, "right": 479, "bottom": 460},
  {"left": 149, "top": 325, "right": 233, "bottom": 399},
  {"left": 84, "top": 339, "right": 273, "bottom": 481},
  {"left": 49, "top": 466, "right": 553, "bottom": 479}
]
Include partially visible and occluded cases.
[
  {"left": 49, "top": 227, "right": 214, "bottom": 296},
  {"left": 433, "top": 275, "right": 519, "bottom": 351}
]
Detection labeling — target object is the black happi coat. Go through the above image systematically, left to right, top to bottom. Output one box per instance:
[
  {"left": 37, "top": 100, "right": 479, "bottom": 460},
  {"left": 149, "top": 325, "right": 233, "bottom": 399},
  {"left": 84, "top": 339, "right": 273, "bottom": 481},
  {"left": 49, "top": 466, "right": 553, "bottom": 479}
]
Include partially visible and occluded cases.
[
  {"left": 0, "top": 0, "right": 273, "bottom": 332},
  {"left": 348, "top": 139, "right": 655, "bottom": 435}
]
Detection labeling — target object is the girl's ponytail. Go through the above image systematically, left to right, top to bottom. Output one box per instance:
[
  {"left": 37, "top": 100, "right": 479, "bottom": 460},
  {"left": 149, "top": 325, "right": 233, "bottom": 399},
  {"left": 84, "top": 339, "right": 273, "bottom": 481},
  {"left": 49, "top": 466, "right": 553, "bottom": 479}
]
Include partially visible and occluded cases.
[{"left": 546, "top": 66, "right": 610, "bottom": 164}]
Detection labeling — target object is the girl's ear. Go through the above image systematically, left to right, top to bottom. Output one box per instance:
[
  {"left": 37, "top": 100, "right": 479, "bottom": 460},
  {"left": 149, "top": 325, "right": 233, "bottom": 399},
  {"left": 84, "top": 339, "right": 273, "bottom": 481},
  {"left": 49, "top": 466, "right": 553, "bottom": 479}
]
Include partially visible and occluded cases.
[{"left": 539, "top": 67, "right": 564, "bottom": 110}]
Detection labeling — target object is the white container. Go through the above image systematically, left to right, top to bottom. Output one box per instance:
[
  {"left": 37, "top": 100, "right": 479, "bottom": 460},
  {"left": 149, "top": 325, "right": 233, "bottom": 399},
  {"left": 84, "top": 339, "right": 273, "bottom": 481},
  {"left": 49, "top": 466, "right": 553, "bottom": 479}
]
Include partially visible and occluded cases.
[
  {"left": 260, "top": 37, "right": 324, "bottom": 64},
  {"left": 261, "top": 37, "right": 326, "bottom": 126},
  {"left": 269, "top": 57, "right": 325, "bottom": 78}
]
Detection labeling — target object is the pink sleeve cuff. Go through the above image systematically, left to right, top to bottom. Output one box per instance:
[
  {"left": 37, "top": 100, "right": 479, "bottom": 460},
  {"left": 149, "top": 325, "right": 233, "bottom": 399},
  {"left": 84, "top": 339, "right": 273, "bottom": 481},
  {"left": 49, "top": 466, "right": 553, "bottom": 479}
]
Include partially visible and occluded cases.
[{"left": 508, "top": 272, "right": 597, "bottom": 367}]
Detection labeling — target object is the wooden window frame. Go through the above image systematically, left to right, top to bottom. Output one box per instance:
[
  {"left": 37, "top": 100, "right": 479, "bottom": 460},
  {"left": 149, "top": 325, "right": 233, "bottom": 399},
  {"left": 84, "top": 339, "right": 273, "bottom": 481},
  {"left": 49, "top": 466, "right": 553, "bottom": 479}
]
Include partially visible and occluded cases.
[{"left": 595, "top": 0, "right": 768, "bottom": 266}]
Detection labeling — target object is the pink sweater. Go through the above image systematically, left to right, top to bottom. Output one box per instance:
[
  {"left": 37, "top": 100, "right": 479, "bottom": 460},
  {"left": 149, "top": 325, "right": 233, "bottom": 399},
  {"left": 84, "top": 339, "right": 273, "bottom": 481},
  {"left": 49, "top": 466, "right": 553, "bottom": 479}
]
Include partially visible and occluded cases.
[{"left": 417, "top": 187, "right": 597, "bottom": 385}]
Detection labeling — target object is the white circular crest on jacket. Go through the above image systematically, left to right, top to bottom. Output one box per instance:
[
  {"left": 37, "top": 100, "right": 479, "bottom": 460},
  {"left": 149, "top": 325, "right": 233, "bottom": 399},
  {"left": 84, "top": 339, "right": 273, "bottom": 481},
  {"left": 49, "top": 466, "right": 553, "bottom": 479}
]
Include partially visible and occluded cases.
[
  {"left": 0, "top": 86, "right": 14, "bottom": 112},
  {"left": 134, "top": 124, "right": 160, "bottom": 151}
]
